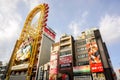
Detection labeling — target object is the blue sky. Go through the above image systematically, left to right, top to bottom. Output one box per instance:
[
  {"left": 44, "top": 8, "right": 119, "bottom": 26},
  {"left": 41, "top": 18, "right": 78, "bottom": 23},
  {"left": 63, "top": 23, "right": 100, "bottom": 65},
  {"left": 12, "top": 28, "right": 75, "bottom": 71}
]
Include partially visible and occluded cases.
[{"left": 0, "top": 0, "right": 120, "bottom": 71}]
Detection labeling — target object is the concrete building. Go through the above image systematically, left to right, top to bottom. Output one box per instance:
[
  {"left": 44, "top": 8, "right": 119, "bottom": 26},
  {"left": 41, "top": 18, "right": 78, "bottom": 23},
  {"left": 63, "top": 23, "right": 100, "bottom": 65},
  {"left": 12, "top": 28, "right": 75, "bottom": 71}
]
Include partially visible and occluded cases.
[
  {"left": 36, "top": 26, "right": 56, "bottom": 80},
  {"left": 56, "top": 28, "right": 116, "bottom": 80},
  {"left": 73, "top": 28, "right": 116, "bottom": 80},
  {"left": 73, "top": 32, "right": 92, "bottom": 80},
  {"left": 58, "top": 34, "right": 75, "bottom": 80},
  {"left": 49, "top": 42, "right": 60, "bottom": 80},
  {"left": 0, "top": 64, "right": 7, "bottom": 80}
]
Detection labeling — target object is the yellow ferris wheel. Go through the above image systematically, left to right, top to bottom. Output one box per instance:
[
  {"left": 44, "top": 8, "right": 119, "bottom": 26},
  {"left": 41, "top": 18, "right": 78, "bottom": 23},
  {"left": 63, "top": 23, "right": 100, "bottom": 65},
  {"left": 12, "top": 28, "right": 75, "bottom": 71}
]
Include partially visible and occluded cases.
[{"left": 6, "top": 3, "right": 49, "bottom": 80}]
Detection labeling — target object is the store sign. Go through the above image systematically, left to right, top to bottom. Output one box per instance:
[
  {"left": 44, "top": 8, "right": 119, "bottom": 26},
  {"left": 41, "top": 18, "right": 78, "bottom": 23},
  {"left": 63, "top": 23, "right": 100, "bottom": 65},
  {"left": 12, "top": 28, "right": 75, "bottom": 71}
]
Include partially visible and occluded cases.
[
  {"left": 44, "top": 27, "right": 56, "bottom": 40},
  {"left": 59, "top": 56, "right": 72, "bottom": 64},
  {"left": 11, "top": 63, "right": 29, "bottom": 70},
  {"left": 60, "top": 63, "right": 72, "bottom": 68},
  {"left": 91, "top": 63, "right": 103, "bottom": 72},
  {"left": 73, "top": 65, "right": 90, "bottom": 73}
]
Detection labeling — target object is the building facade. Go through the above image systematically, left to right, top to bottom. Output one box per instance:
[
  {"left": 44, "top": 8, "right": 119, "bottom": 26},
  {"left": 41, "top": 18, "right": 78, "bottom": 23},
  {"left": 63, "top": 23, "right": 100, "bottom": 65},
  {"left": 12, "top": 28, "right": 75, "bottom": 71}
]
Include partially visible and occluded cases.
[
  {"left": 35, "top": 26, "right": 56, "bottom": 80},
  {"left": 55, "top": 28, "right": 116, "bottom": 80},
  {"left": 73, "top": 28, "right": 116, "bottom": 80},
  {"left": 73, "top": 32, "right": 91, "bottom": 80},
  {"left": 58, "top": 34, "right": 75, "bottom": 80},
  {"left": 49, "top": 42, "right": 60, "bottom": 80},
  {"left": 0, "top": 64, "right": 7, "bottom": 80}
]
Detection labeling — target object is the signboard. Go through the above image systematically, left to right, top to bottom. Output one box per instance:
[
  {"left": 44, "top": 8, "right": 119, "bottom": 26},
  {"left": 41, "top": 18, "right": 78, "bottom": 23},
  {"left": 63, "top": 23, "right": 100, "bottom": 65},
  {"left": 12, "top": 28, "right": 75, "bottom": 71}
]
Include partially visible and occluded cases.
[
  {"left": 44, "top": 27, "right": 56, "bottom": 40},
  {"left": 12, "top": 37, "right": 33, "bottom": 71},
  {"left": 15, "top": 37, "right": 33, "bottom": 62},
  {"left": 86, "top": 41, "right": 104, "bottom": 72},
  {"left": 50, "top": 54, "right": 58, "bottom": 61},
  {"left": 59, "top": 56, "right": 72, "bottom": 64},
  {"left": 11, "top": 63, "right": 29, "bottom": 70},
  {"left": 60, "top": 63, "right": 72, "bottom": 68},
  {"left": 91, "top": 63, "right": 103, "bottom": 72},
  {"left": 73, "top": 65, "right": 90, "bottom": 73},
  {"left": 92, "top": 73, "right": 106, "bottom": 80}
]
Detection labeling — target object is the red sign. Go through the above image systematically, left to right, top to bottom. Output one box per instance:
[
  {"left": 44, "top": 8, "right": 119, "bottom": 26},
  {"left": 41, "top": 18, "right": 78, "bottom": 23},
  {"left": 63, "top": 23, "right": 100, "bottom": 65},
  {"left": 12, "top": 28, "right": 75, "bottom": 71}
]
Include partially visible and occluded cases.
[
  {"left": 44, "top": 27, "right": 56, "bottom": 40},
  {"left": 59, "top": 56, "right": 72, "bottom": 64},
  {"left": 91, "top": 63, "right": 103, "bottom": 72}
]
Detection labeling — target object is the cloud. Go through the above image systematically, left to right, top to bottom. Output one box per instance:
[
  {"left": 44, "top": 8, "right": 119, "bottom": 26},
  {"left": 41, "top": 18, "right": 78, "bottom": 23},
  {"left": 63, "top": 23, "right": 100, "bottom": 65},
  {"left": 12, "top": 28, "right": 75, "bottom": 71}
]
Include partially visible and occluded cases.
[
  {"left": 0, "top": 0, "right": 22, "bottom": 62},
  {"left": 68, "top": 11, "right": 88, "bottom": 37},
  {"left": 99, "top": 14, "right": 120, "bottom": 44},
  {"left": 68, "top": 21, "right": 81, "bottom": 37}
]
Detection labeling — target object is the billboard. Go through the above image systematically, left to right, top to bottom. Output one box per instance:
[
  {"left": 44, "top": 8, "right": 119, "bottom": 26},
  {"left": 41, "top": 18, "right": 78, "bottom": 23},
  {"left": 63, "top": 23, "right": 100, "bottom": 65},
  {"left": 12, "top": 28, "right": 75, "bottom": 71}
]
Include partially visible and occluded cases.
[
  {"left": 44, "top": 27, "right": 56, "bottom": 40},
  {"left": 12, "top": 37, "right": 33, "bottom": 70},
  {"left": 16, "top": 37, "right": 33, "bottom": 62},
  {"left": 86, "top": 41, "right": 104, "bottom": 72},
  {"left": 59, "top": 56, "right": 72, "bottom": 64},
  {"left": 73, "top": 65, "right": 90, "bottom": 73}
]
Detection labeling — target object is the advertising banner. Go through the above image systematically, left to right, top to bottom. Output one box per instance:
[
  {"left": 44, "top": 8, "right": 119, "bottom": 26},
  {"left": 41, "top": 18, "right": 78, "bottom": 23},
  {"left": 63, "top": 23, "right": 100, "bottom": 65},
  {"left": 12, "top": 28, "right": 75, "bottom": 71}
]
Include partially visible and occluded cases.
[
  {"left": 44, "top": 27, "right": 56, "bottom": 40},
  {"left": 86, "top": 41, "right": 103, "bottom": 72},
  {"left": 59, "top": 56, "right": 72, "bottom": 64},
  {"left": 73, "top": 65, "right": 90, "bottom": 73}
]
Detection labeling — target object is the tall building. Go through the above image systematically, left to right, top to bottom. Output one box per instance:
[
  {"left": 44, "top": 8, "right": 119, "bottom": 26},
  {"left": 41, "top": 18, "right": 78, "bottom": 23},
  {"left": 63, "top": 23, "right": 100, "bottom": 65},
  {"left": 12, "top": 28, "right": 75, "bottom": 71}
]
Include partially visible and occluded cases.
[
  {"left": 36, "top": 26, "right": 56, "bottom": 80},
  {"left": 55, "top": 28, "right": 116, "bottom": 80},
  {"left": 73, "top": 28, "right": 116, "bottom": 80},
  {"left": 73, "top": 32, "right": 91, "bottom": 80},
  {"left": 58, "top": 34, "right": 75, "bottom": 80},
  {"left": 49, "top": 42, "right": 60, "bottom": 80}
]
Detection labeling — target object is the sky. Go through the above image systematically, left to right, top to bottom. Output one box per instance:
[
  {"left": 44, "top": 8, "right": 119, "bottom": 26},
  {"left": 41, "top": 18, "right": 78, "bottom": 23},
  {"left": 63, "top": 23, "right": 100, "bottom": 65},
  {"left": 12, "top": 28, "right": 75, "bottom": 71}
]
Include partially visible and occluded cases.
[{"left": 0, "top": 0, "right": 120, "bottom": 70}]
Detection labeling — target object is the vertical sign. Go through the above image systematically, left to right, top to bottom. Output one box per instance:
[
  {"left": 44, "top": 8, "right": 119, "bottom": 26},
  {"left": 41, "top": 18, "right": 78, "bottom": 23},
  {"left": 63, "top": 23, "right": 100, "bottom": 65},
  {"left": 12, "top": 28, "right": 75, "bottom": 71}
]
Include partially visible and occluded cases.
[{"left": 85, "top": 30, "right": 104, "bottom": 73}]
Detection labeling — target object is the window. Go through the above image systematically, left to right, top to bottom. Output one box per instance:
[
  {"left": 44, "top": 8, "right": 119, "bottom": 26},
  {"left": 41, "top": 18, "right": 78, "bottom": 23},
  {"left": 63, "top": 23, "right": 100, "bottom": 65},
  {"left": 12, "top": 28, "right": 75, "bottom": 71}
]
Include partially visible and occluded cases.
[
  {"left": 77, "top": 41, "right": 86, "bottom": 46},
  {"left": 60, "top": 45, "right": 70, "bottom": 50},
  {"left": 76, "top": 47, "right": 86, "bottom": 52},
  {"left": 60, "top": 50, "right": 71, "bottom": 56},
  {"left": 77, "top": 53, "right": 88, "bottom": 59},
  {"left": 78, "top": 61, "right": 89, "bottom": 66}
]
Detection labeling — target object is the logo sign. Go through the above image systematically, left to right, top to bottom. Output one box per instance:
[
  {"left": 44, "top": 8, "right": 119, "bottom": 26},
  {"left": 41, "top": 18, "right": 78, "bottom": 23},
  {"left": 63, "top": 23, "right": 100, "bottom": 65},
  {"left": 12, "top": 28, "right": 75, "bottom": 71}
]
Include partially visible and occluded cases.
[
  {"left": 44, "top": 27, "right": 56, "bottom": 40},
  {"left": 59, "top": 56, "right": 72, "bottom": 64}
]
